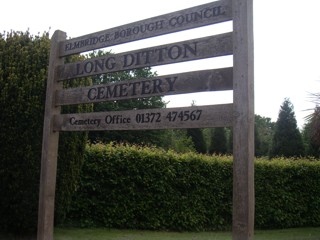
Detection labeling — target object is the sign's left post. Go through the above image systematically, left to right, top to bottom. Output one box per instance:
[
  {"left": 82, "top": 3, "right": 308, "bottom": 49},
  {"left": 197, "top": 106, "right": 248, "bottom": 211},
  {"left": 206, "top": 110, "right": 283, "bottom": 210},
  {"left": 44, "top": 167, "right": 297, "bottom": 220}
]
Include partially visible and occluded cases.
[{"left": 37, "top": 30, "right": 66, "bottom": 240}]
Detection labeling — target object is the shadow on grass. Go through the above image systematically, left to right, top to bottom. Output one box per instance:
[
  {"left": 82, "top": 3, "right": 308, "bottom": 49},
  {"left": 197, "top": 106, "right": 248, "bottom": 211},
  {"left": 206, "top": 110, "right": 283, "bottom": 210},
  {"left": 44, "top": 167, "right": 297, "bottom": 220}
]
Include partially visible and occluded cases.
[
  {"left": 1, "top": 227, "right": 320, "bottom": 240},
  {"left": 54, "top": 227, "right": 320, "bottom": 240}
]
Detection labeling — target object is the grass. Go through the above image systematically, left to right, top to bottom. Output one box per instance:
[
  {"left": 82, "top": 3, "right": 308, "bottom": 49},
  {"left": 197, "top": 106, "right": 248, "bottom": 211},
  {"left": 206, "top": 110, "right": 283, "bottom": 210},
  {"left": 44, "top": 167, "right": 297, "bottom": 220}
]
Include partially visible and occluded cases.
[
  {"left": 52, "top": 227, "right": 320, "bottom": 240},
  {"left": 1, "top": 228, "right": 319, "bottom": 240}
]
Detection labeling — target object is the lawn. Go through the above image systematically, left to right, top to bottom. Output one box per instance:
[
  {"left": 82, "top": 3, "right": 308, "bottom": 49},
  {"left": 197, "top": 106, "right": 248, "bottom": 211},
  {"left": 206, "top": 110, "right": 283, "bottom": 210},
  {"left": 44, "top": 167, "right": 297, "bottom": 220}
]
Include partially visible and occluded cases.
[
  {"left": 52, "top": 227, "right": 320, "bottom": 240},
  {"left": 1, "top": 228, "right": 319, "bottom": 240}
]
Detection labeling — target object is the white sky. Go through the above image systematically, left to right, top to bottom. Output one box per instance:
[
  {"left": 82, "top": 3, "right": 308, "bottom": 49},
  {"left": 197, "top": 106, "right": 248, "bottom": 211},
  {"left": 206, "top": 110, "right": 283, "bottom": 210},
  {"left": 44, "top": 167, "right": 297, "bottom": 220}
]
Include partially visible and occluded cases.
[{"left": 1, "top": 0, "right": 320, "bottom": 128}]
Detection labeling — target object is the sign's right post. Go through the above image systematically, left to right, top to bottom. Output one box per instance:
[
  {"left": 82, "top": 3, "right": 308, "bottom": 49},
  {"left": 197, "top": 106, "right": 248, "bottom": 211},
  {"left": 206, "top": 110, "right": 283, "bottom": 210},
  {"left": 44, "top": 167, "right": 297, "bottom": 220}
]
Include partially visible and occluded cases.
[{"left": 232, "top": 0, "right": 254, "bottom": 239}]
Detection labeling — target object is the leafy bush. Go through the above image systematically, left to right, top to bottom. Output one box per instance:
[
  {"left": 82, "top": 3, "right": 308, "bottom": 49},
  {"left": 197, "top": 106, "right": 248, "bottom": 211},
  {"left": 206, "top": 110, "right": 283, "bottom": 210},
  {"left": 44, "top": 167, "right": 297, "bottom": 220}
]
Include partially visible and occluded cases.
[
  {"left": 0, "top": 31, "right": 90, "bottom": 234},
  {"left": 68, "top": 143, "right": 233, "bottom": 231},
  {"left": 68, "top": 144, "right": 320, "bottom": 231},
  {"left": 255, "top": 158, "right": 320, "bottom": 228}
]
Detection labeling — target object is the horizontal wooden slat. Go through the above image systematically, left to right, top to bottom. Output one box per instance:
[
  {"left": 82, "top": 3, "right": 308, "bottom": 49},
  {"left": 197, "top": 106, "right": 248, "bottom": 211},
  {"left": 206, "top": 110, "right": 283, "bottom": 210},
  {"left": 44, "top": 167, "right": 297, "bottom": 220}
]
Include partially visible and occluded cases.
[
  {"left": 59, "top": 0, "right": 232, "bottom": 57},
  {"left": 57, "top": 33, "right": 233, "bottom": 81},
  {"left": 55, "top": 68, "right": 233, "bottom": 106},
  {"left": 54, "top": 104, "right": 233, "bottom": 131}
]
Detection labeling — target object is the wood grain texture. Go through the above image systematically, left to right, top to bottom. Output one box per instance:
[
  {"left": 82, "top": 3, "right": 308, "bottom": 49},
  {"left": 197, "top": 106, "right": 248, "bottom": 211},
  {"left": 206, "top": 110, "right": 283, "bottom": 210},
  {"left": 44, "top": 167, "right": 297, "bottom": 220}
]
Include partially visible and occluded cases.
[
  {"left": 59, "top": 0, "right": 232, "bottom": 57},
  {"left": 232, "top": 0, "right": 255, "bottom": 239},
  {"left": 36, "top": 1, "right": 257, "bottom": 239},
  {"left": 37, "top": 30, "right": 66, "bottom": 240},
  {"left": 57, "top": 33, "right": 233, "bottom": 81},
  {"left": 55, "top": 68, "right": 233, "bottom": 105},
  {"left": 54, "top": 104, "right": 233, "bottom": 131}
]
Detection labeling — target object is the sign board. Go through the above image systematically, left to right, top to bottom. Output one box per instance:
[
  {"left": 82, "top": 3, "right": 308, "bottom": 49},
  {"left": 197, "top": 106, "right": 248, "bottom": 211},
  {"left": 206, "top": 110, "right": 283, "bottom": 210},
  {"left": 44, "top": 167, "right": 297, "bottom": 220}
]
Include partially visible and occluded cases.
[
  {"left": 59, "top": 0, "right": 232, "bottom": 56},
  {"left": 37, "top": 1, "right": 254, "bottom": 240},
  {"left": 58, "top": 33, "right": 233, "bottom": 81},
  {"left": 56, "top": 68, "right": 233, "bottom": 105},
  {"left": 54, "top": 104, "right": 233, "bottom": 131}
]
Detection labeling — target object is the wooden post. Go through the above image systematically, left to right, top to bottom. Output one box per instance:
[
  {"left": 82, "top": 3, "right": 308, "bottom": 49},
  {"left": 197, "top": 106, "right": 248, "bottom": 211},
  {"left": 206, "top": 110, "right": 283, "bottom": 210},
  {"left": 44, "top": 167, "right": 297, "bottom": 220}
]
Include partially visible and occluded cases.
[
  {"left": 232, "top": 0, "right": 255, "bottom": 239},
  {"left": 37, "top": 30, "right": 66, "bottom": 240}
]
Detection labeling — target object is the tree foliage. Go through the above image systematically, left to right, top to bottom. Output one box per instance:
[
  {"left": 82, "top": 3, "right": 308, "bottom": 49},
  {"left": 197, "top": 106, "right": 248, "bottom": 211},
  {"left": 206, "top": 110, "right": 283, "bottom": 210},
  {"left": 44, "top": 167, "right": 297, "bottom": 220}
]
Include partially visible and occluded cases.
[
  {"left": 0, "top": 31, "right": 90, "bottom": 234},
  {"left": 87, "top": 50, "right": 167, "bottom": 146},
  {"left": 270, "top": 98, "right": 304, "bottom": 157},
  {"left": 303, "top": 106, "right": 320, "bottom": 157},
  {"left": 255, "top": 115, "right": 275, "bottom": 156},
  {"left": 186, "top": 128, "right": 206, "bottom": 154},
  {"left": 209, "top": 128, "right": 227, "bottom": 155},
  {"left": 161, "top": 129, "right": 196, "bottom": 153}
]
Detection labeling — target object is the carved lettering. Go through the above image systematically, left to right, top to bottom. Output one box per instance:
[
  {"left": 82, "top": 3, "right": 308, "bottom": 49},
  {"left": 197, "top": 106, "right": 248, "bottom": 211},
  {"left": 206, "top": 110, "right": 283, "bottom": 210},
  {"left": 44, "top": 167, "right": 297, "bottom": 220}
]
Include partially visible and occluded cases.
[
  {"left": 61, "top": 1, "right": 230, "bottom": 56},
  {"left": 114, "top": 20, "right": 165, "bottom": 40},
  {"left": 58, "top": 32, "right": 234, "bottom": 81},
  {"left": 64, "top": 34, "right": 111, "bottom": 52},
  {"left": 62, "top": 41, "right": 199, "bottom": 80},
  {"left": 122, "top": 42, "right": 197, "bottom": 68},
  {"left": 105, "top": 57, "right": 116, "bottom": 70},
  {"left": 86, "top": 76, "right": 178, "bottom": 100},
  {"left": 166, "top": 77, "right": 177, "bottom": 92},
  {"left": 152, "top": 79, "right": 163, "bottom": 94},
  {"left": 141, "top": 80, "right": 151, "bottom": 95},
  {"left": 128, "top": 81, "right": 141, "bottom": 96},
  {"left": 55, "top": 104, "right": 234, "bottom": 131},
  {"left": 105, "top": 115, "right": 131, "bottom": 124},
  {"left": 69, "top": 117, "right": 101, "bottom": 127}
]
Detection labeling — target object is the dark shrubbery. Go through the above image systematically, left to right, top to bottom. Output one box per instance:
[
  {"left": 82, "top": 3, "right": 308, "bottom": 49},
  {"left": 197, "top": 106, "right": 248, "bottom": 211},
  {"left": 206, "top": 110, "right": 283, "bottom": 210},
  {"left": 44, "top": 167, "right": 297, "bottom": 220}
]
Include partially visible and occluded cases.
[{"left": 0, "top": 31, "right": 90, "bottom": 234}]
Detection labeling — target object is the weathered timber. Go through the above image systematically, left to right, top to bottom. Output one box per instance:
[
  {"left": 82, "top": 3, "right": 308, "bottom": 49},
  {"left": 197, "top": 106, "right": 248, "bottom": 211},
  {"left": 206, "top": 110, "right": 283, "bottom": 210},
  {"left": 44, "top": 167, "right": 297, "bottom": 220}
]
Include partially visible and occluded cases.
[
  {"left": 37, "top": 0, "right": 257, "bottom": 239},
  {"left": 59, "top": 0, "right": 232, "bottom": 57},
  {"left": 232, "top": 0, "right": 255, "bottom": 239},
  {"left": 37, "top": 31, "right": 66, "bottom": 240},
  {"left": 57, "top": 32, "right": 233, "bottom": 81},
  {"left": 55, "top": 68, "right": 233, "bottom": 106},
  {"left": 53, "top": 104, "right": 233, "bottom": 131}
]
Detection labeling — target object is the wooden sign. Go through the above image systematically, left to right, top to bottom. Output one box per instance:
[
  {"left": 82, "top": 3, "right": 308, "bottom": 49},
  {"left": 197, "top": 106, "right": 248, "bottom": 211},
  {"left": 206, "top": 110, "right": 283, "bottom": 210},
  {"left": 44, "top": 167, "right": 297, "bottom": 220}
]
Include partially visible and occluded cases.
[
  {"left": 60, "top": 0, "right": 232, "bottom": 56},
  {"left": 38, "top": 1, "right": 254, "bottom": 240},
  {"left": 58, "top": 33, "right": 232, "bottom": 81},
  {"left": 56, "top": 68, "right": 233, "bottom": 105},
  {"left": 54, "top": 104, "right": 233, "bottom": 131}
]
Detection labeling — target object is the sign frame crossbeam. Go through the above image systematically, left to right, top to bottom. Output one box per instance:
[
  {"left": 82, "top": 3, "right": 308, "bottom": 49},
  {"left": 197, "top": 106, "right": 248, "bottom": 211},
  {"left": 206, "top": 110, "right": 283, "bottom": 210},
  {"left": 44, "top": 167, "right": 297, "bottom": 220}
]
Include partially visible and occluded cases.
[
  {"left": 59, "top": 0, "right": 232, "bottom": 57},
  {"left": 57, "top": 33, "right": 233, "bottom": 81},
  {"left": 55, "top": 68, "right": 233, "bottom": 106},
  {"left": 54, "top": 104, "right": 234, "bottom": 132}
]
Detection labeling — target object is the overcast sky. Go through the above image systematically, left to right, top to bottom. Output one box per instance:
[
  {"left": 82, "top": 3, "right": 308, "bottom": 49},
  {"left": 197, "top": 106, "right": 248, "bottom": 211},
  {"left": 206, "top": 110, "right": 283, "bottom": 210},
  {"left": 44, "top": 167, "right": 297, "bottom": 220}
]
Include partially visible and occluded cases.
[{"left": 2, "top": 0, "right": 320, "bottom": 127}]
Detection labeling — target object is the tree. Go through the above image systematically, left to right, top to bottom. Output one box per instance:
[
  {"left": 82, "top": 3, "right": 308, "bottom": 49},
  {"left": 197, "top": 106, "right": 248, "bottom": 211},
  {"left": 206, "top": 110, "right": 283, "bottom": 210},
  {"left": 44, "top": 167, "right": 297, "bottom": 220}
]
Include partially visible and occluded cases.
[
  {"left": 0, "top": 31, "right": 90, "bottom": 234},
  {"left": 87, "top": 50, "right": 167, "bottom": 146},
  {"left": 307, "top": 88, "right": 320, "bottom": 144},
  {"left": 302, "top": 91, "right": 320, "bottom": 157},
  {"left": 270, "top": 98, "right": 304, "bottom": 157},
  {"left": 184, "top": 101, "right": 206, "bottom": 154},
  {"left": 303, "top": 106, "right": 320, "bottom": 157},
  {"left": 255, "top": 115, "right": 275, "bottom": 156},
  {"left": 302, "top": 121, "right": 320, "bottom": 157},
  {"left": 254, "top": 124, "right": 262, "bottom": 156},
  {"left": 186, "top": 128, "right": 207, "bottom": 154},
  {"left": 209, "top": 128, "right": 227, "bottom": 154},
  {"left": 162, "top": 129, "right": 196, "bottom": 153}
]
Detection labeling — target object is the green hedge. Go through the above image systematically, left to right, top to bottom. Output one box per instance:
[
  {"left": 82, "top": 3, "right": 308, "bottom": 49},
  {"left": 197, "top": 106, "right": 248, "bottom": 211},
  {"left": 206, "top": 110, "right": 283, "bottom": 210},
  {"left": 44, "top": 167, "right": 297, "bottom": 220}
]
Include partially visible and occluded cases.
[
  {"left": 0, "top": 31, "right": 90, "bottom": 234},
  {"left": 68, "top": 143, "right": 233, "bottom": 231},
  {"left": 67, "top": 144, "right": 320, "bottom": 231},
  {"left": 255, "top": 158, "right": 320, "bottom": 229}
]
